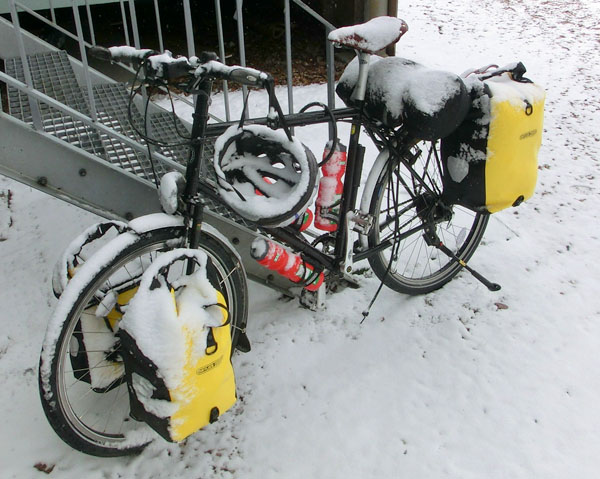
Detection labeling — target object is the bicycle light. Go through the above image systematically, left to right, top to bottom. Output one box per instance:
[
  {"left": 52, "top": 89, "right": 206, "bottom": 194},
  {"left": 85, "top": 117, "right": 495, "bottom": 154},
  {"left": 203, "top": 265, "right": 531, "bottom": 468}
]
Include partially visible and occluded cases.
[{"left": 159, "top": 171, "right": 186, "bottom": 215}]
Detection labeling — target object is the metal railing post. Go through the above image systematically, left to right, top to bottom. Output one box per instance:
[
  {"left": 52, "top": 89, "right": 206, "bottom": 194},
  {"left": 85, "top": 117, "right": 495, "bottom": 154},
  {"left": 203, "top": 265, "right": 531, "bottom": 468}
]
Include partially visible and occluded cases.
[
  {"left": 8, "top": 0, "right": 43, "bottom": 130},
  {"left": 48, "top": 0, "right": 56, "bottom": 24},
  {"left": 72, "top": 0, "right": 97, "bottom": 121},
  {"left": 84, "top": 0, "right": 96, "bottom": 45},
  {"left": 119, "top": 0, "right": 130, "bottom": 45},
  {"left": 127, "top": 0, "right": 141, "bottom": 49},
  {"left": 153, "top": 0, "right": 164, "bottom": 52},
  {"left": 182, "top": 0, "right": 195, "bottom": 58},
  {"left": 214, "top": 0, "right": 230, "bottom": 121},
  {"left": 235, "top": 0, "right": 248, "bottom": 109},
  {"left": 284, "top": 0, "right": 294, "bottom": 115},
  {"left": 325, "top": 28, "right": 336, "bottom": 120}
]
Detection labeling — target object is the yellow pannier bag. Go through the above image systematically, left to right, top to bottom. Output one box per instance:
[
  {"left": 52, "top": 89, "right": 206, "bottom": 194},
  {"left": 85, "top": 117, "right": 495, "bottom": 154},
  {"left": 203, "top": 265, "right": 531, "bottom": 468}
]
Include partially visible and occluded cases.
[
  {"left": 441, "top": 63, "right": 545, "bottom": 213},
  {"left": 119, "top": 250, "right": 236, "bottom": 443},
  {"left": 169, "top": 290, "right": 236, "bottom": 441}
]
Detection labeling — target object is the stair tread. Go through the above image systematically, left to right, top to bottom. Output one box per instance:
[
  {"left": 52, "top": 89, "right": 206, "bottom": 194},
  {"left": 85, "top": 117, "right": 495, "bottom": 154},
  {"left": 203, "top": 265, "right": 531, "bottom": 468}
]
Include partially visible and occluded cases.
[{"left": 5, "top": 50, "right": 105, "bottom": 157}]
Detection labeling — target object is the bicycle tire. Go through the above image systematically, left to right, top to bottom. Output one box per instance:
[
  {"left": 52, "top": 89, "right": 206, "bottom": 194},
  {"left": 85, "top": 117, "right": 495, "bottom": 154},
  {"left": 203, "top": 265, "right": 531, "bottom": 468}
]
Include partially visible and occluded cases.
[
  {"left": 366, "top": 142, "right": 489, "bottom": 295},
  {"left": 38, "top": 227, "right": 248, "bottom": 456}
]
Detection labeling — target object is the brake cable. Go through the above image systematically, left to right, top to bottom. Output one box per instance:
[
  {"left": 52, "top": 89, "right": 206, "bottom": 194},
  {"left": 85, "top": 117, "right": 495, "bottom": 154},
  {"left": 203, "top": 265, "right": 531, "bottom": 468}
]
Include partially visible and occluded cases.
[{"left": 298, "top": 102, "right": 339, "bottom": 168}]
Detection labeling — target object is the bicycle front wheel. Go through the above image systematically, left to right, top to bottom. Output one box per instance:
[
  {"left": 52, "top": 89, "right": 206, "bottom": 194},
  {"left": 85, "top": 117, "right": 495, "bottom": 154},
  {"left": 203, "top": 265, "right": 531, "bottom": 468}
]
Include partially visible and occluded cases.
[
  {"left": 366, "top": 142, "right": 489, "bottom": 295},
  {"left": 39, "top": 227, "right": 248, "bottom": 456}
]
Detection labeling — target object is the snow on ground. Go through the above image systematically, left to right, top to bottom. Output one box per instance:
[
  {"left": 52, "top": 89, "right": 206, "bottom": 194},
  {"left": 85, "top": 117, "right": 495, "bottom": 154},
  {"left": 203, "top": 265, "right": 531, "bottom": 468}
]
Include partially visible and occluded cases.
[{"left": 1, "top": 0, "right": 600, "bottom": 477}]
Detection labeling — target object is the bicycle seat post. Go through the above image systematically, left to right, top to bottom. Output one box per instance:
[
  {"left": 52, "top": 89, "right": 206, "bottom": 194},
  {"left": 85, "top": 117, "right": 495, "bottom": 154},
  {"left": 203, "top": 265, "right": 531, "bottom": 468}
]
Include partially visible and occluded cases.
[{"left": 350, "top": 51, "right": 371, "bottom": 104}]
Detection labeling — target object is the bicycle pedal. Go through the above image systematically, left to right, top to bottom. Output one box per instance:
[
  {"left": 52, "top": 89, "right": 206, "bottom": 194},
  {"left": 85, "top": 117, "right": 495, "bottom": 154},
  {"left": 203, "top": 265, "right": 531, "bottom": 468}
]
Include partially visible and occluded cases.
[
  {"left": 348, "top": 210, "right": 374, "bottom": 235},
  {"left": 299, "top": 283, "right": 326, "bottom": 311}
]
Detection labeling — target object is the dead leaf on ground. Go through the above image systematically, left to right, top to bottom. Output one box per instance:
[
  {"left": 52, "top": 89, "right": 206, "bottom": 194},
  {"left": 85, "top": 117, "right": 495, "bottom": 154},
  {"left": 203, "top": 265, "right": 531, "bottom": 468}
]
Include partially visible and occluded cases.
[{"left": 34, "top": 463, "right": 55, "bottom": 474}]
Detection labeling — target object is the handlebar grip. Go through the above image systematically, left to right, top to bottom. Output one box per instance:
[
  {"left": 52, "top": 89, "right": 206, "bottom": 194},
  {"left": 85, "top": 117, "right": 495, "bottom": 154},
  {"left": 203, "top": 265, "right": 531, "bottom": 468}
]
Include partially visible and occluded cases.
[
  {"left": 89, "top": 46, "right": 112, "bottom": 62},
  {"left": 227, "top": 67, "right": 270, "bottom": 87}
]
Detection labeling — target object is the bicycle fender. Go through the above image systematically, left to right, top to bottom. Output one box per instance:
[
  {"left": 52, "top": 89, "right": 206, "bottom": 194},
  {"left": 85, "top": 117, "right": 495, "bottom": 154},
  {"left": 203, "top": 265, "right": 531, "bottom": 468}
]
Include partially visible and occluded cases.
[
  {"left": 358, "top": 148, "right": 390, "bottom": 249},
  {"left": 128, "top": 212, "right": 184, "bottom": 234},
  {"left": 128, "top": 213, "right": 245, "bottom": 278},
  {"left": 52, "top": 220, "right": 131, "bottom": 298}
]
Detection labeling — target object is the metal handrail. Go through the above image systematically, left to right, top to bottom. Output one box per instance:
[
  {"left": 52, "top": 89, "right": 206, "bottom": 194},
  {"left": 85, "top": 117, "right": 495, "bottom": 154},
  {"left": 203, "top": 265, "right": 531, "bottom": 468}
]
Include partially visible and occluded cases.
[
  {"left": 6, "top": 0, "right": 215, "bottom": 117},
  {"left": 118, "top": 0, "right": 130, "bottom": 46},
  {"left": 214, "top": 0, "right": 230, "bottom": 121},
  {"left": 291, "top": 0, "right": 336, "bottom": 30}
]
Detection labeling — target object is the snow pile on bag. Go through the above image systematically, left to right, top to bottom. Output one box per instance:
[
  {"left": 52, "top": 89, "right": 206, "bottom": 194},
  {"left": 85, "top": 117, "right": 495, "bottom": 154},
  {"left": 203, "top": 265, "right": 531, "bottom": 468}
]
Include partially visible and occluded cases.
[
  {"left": 336, "top": 56, "right": 470, "bottom": 140},
  {"left": 118, "top": 249, "right": 236, "bottom": 442}
]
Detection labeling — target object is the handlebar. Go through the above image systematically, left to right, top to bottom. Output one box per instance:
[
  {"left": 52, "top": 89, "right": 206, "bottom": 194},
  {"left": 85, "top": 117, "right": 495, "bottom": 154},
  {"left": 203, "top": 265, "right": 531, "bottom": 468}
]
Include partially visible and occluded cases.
[{"left": 89, "top": 45, "right": 272, "bottom": 88}]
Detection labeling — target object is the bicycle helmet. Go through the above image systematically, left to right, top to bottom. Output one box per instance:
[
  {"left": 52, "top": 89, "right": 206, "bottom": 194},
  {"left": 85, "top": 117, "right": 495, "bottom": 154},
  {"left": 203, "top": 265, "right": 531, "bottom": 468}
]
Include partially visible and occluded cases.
[{"left": 213, "top": 124, "right": 318, "bottom": 227}]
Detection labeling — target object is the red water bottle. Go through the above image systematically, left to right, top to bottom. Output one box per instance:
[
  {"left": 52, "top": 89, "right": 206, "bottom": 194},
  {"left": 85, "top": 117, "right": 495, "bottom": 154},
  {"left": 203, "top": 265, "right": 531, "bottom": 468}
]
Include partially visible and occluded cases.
[
  {"left": 314, "top": 140, "right": 347, "bottom": 231},
  {"left": 290, "top": 208, "right": 313, "bottom": 232},
  {"left": 250, "top": 238, "right": 324, "bottom": 291}
]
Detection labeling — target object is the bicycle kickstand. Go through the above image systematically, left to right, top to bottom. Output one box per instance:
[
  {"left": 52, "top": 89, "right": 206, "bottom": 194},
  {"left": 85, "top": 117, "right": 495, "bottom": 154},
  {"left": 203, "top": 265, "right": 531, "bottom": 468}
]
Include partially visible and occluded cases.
[{"left": 424, "top": 227, "right": 501, "bottom": 292}]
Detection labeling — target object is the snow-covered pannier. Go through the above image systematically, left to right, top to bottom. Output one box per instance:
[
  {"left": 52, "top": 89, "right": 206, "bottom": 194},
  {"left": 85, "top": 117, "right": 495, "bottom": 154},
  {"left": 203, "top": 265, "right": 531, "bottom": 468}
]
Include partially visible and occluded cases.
[
  {"left": 336, "top": 56, "right": 471, "bottom": 140},
  {"left": 441, "top": 63, "right": 545, "bottom": 213},
  {"left": 118, "top": 250, "right": 236, "bottom": 443}
]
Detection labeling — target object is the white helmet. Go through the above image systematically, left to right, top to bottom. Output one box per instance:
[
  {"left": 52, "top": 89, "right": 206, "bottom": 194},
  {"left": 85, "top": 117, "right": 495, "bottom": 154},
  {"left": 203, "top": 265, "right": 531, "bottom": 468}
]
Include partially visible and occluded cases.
[{"left": 213, "top": 124, "right": 318, "bottom": 227}]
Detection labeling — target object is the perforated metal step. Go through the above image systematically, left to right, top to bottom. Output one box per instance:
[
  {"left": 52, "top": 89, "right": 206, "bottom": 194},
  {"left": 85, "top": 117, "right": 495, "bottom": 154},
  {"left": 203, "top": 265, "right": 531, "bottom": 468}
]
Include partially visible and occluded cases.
[
  {"left": 5, "top": 50, "right": 105, "bottom": 158},
  {"left": 92, "top": 82, "right": 170, "bottom": 182},
  {"left": 148, "top": 111, "right": 192, "bottom": 165}
]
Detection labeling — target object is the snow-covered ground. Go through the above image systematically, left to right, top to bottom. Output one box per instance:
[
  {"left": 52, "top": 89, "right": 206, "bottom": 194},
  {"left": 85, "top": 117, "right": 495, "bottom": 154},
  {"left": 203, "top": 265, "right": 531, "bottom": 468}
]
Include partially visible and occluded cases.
[{"left": 1, "top": 0, "right": 600, "bottom": 477}]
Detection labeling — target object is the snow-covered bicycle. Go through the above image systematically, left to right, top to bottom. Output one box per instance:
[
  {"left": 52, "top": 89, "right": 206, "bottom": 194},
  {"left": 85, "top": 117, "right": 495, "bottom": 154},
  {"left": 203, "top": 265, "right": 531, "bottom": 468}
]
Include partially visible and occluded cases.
[{"left": 38, "top": 16, "right": 544, "bottom": 456}]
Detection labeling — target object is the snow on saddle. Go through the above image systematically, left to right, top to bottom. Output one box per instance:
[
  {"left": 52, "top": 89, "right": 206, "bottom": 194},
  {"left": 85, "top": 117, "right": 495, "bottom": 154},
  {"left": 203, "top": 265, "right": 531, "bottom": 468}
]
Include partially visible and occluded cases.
[
  {"left": 328, "top": 16, "right": 408, "bottom": 54},
  {"left": 336, "top": 56, "right": 470, "bottom": 141}
]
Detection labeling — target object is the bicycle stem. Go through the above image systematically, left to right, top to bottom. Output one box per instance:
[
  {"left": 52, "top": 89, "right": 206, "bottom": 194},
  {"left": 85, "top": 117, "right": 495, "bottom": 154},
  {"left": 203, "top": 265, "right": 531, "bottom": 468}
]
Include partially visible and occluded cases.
[{"left": 184, "top": 79, "right": 213, "bottom": 272}]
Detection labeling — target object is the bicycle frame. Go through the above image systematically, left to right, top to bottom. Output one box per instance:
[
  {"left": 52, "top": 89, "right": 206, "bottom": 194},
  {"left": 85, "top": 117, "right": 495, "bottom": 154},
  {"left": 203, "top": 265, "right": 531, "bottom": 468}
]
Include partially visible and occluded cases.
[{"left": 180, "top": 76, "right": 434, "bottom": 287}]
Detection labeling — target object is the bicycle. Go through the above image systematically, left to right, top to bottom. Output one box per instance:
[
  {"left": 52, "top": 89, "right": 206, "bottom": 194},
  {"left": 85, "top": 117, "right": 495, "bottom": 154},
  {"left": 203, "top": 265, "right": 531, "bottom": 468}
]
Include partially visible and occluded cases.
[{"left": 38, "top": 15, "right": 543, "bottom": 456}]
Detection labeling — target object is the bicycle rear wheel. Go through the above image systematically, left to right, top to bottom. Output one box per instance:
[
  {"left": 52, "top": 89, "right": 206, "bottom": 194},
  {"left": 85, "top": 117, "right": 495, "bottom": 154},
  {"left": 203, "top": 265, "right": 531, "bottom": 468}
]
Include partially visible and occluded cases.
[
  {"left": 366, "top": 142, "right": 489, "bottom": 295},
  {"left": 39, "top": 227, "right": 248, "bottom": 456}
]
